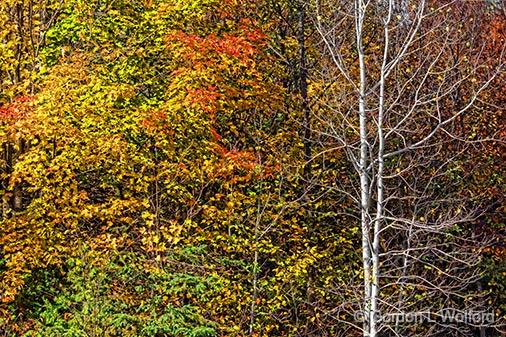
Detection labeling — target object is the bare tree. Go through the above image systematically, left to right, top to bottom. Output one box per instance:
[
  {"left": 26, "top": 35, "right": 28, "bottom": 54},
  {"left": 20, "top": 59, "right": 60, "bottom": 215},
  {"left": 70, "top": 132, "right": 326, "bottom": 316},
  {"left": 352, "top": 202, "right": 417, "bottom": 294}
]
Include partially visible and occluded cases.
[{"left": 309, "top": 0, "right": 504, "bottom": 336}]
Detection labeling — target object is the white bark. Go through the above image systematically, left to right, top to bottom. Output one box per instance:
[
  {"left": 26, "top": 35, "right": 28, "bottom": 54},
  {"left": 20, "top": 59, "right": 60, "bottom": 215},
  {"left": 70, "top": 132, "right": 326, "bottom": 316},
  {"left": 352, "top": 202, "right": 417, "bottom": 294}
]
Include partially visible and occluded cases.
[{"left": 354, "top": 1, "right": 373, "bottom": 336}]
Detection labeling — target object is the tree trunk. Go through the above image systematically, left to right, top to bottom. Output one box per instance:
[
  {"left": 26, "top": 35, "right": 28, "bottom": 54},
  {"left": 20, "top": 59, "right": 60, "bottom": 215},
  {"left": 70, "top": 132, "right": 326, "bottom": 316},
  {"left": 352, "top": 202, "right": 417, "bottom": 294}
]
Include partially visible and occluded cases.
[{"left": 298, "top": 0, "right": 312, "bottom": 183}]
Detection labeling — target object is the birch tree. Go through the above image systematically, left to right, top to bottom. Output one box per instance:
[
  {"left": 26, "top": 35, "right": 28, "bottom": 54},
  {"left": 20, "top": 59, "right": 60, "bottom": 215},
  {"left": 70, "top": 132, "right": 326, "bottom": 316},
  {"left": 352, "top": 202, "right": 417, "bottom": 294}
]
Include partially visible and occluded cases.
[{"left": 310, "top": 0, "right": 504, "bottom": 336}]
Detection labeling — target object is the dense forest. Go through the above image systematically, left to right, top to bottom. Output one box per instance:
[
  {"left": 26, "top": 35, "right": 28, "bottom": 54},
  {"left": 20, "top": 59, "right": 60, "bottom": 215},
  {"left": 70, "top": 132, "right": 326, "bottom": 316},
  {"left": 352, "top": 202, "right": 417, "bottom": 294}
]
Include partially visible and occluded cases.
[{"left": 0, "top": 0, "right": 505, "bottom": 336}]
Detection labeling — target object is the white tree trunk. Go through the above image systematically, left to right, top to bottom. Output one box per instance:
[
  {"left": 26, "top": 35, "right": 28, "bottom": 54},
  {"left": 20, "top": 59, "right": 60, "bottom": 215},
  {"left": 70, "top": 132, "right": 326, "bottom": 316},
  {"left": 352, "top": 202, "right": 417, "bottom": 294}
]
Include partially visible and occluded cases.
[{"left": 355, "top": 1, "right": 373, "bottom": 336}]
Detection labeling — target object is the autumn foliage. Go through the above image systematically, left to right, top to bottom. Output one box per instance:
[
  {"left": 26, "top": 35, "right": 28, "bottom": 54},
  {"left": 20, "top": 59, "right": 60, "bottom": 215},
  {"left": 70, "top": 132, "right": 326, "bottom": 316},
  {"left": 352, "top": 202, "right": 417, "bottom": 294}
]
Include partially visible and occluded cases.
[{"left": 0, "top": 0, "right": 504, "bottom": 336}]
